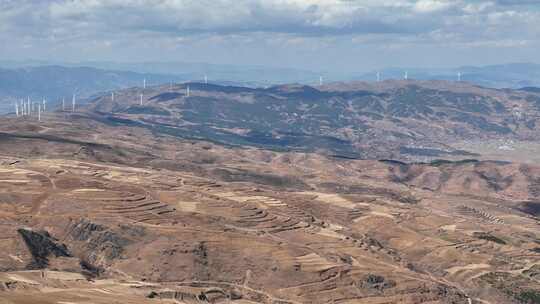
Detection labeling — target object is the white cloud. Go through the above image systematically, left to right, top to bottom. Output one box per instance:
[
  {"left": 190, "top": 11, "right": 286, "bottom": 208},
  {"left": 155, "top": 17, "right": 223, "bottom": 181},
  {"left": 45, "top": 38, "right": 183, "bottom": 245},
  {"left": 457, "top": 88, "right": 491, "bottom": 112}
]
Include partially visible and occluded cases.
[
  {"left": 0, "top": 0, "right": 538, "bottom": 67},
  {"left": 0, "top": 0, "right": 531, "bottom": 39},
  {"left": 413, "top": 0, "right": 455, "bottom": 13},
  {"left": 463, "top": 1, "right": 495, "bottom": 14}
]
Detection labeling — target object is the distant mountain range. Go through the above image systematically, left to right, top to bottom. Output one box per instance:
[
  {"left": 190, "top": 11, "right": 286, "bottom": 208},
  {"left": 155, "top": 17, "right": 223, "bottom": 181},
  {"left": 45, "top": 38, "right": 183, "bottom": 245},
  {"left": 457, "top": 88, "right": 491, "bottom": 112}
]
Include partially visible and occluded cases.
[
  {"left": 0, "top": 60, "right": 320, "bottom": 86},
  {"left": 2, "top": 60, "right": 540, "bottom": 88},
  {"left": 1, "top": 61, "right": 540, "bottom": 114},
  {"left": 356, "top": 63, "right": 540, "bottom": 89}
]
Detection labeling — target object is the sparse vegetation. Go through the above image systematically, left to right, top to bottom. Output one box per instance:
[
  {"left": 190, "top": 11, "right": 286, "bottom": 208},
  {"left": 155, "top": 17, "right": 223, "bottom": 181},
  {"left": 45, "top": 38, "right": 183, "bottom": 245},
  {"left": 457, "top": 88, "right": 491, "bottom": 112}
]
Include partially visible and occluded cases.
[
  {"left": 0, "top": 81, "right": 539, "bottom": 304},
  {"left": 79, "top": 81, "right": 540, "bottom": 161},
  {"left": 473, "top": 232, "right": 507, "bottom": 245},
  {"left": 516, "top": 290, "right": 540, "bottom": 304}
]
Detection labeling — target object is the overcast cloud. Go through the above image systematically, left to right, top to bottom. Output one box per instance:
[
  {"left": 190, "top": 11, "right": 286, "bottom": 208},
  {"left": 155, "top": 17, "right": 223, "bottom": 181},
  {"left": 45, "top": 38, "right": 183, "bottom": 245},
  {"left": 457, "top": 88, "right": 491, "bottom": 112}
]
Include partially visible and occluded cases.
[{"left": 0, "top": 0, "right": 539, "bottom": 72}]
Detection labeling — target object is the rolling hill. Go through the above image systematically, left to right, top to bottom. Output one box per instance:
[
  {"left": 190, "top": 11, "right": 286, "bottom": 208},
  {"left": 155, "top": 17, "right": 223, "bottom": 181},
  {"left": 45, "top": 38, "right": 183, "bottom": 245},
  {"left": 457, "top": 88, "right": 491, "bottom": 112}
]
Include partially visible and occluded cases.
[{"left": 0, "top": 104, "right": 539, "bottom": 303}]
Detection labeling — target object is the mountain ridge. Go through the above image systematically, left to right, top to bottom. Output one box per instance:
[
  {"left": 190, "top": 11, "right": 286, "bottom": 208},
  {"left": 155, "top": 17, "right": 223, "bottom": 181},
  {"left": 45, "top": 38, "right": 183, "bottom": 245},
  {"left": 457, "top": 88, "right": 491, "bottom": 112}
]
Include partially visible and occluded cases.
[{"left": 75, "top": 79, "right": 540, "bottom": 161}]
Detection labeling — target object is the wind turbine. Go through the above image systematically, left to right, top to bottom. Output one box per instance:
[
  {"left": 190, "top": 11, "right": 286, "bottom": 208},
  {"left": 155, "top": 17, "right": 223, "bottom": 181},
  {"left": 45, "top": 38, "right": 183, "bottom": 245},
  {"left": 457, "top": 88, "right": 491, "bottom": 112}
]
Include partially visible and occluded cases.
[
  {"left": 376, "top": 71, "right": 381, "bottom": 82},
  {"left": 404, "top": 71, "right": 408, "bottom": 80},
  {"left": 457, "top": 72, "right": 462, "bottom": 82},
  {"left": 204, "top": 75, "right": 208, "bottom": 84},
  {"left": 319, "top": 76, "right": 323, "bottom": 86},
  {"left": 143, "top": 78, "right": 146, "bottom": 89},
  {"left": 186, "top": 85, "right": 190, "bottom": 97},
  {"left": 111, "top": 92, "right": 115, "bottom": 102},
  {"left": 72, "top": 94, "right": 76, "bottom": 112},
  {"left": 140, "top": 94, "right": 143, "bottom": 106},
  {"left": 27, "top": 97, "right": 31, "bottom": 116},
  {"left": 62, "top": 97, "right": 65, "bottom": 111},
  {"left": 43, "top": 99, "right": 46, "bottom": 112},
  {"left": 15, "top": 103, "right": 19, "bottom": 117},
  {"left": 38, "top": 103, "right": 41, "bottom": 122}
]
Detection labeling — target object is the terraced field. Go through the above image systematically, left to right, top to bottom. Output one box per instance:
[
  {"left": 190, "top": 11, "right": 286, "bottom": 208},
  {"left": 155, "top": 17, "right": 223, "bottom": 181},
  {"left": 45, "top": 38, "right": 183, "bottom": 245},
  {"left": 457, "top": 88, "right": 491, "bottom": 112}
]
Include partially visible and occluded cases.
[{"left": 0, "top": 105, "right": 539, "bottom": 303}]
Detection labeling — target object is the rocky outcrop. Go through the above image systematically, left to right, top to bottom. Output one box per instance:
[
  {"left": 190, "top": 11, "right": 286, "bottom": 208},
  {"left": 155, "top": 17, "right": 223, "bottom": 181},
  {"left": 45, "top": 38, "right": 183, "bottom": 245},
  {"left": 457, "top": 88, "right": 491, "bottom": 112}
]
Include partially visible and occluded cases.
[
  {"left": 65, "top": 219, "right": 131, "bottom": 267},
  {"left": 80, "top": 259, "right": 104, "bottom": 279},
  {"left": 357, "top": 274, "right": 396, "bottom": 292}
]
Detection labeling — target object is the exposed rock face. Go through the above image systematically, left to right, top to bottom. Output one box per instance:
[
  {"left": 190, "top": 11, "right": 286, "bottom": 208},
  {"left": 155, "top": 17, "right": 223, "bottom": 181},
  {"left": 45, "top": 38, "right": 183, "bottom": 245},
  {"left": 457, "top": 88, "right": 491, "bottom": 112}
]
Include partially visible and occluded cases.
[
  {"left": 66, "top": 219, "right": 131, "bottom": 266},
  {"left": 16, "top": 222, "right": 129, "bottom": 278},
  {"left": 17, "top": 228, "right": 72, "bottom": 269},
  {"left": 79, "top": 259, "right": 104, "bottom": 279},
  {"left": 358, "top": 274, "right": 396, "bottom": 292}
]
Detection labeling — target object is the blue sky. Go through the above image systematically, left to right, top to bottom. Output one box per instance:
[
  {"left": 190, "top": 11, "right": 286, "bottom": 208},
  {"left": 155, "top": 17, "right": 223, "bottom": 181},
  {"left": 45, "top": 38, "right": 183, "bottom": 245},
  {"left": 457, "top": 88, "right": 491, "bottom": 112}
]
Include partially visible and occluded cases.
[{"left": 1, "top": 0, "right": 539, "bottom": 72}]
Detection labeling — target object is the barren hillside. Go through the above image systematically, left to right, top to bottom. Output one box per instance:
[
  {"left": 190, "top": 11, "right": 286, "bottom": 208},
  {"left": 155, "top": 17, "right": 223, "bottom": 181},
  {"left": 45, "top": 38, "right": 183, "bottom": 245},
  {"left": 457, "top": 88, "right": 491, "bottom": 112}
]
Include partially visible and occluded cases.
[{"left": 0, "top": 91, "right": 539, "bottom": 303}]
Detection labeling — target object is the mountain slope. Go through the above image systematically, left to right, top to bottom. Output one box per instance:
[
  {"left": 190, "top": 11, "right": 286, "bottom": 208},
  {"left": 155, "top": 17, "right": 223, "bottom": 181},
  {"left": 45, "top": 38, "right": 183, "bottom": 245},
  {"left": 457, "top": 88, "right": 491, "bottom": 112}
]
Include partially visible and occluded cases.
[
  {"left": 81, "top": 80, "right": 540, "bottom": 161},
  {"left": 0, "top": 111, "right": 538, "bottom": 303}
]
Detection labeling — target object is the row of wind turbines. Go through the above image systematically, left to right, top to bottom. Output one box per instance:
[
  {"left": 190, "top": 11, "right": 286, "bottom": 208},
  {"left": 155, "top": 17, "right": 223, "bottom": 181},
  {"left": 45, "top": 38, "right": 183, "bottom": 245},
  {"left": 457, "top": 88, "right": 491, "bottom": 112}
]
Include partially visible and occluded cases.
[
  {"left": 12, "top": 70, "right": 463, "bottom": 120},
  {"left": 136, "top": 71, "right": 463, "bottom": 107},
  {"left": 319, "top": 71, "right": 464, "bottom": 85},
  {"left": 391, "top": 71, "right": 463, "bottom": 82},
  {"left": 13, "top": 74, "right": 204, "bottom": 120},
  {"left": 11, "top": 75, "right": 155, "bottom": 120},
  {"left": 123, "top": 76, "right": 198, "bottom": 104},
  {"left": 135, "top": 76, "right": 206, "bottom": 106},
  {"left": 14, "top": 95, "right": 77, "bottom": 121}
]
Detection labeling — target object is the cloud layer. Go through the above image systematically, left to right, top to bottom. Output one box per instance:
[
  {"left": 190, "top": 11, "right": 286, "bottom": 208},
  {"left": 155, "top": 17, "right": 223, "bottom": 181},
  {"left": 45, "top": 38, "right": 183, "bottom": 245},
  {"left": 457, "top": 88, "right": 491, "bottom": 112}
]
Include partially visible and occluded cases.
[{"left": 1, "top": 0, "right": 539, "bottom": 70}]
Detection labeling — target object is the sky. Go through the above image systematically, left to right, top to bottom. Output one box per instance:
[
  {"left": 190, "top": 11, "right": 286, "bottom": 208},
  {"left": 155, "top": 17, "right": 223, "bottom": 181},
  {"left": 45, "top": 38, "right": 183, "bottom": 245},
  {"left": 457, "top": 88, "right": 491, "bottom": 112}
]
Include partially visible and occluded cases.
[{"left": 1, "top": 0, "right": 539, "bottom": 73}]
